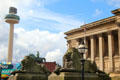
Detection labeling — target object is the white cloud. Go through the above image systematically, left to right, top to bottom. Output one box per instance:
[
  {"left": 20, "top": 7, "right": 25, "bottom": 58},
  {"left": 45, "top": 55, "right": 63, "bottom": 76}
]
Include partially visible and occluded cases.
[
  {"left": 0, "top": 0, "right": 83, "bottom": 65},
  {"left": 13, "top": 0, "right": 83, "bottom": 32},
  {"left": 91, "top": 0, "right": 120, "bottom": 8},
  {"left": 107, "top": 0, "right": 120, "bottom": 7},
  {"left": 19, "top": 7, "right": 83, "bottom": 32},
  {"left": 93, "top": 9, "right": 102, "bottom": 17},
  {"left": 0, "top": 24, "right": 9, "bottom": 62},
  {"left": 0, "top": 27, "right": 67, "bottom": 63},
  {"left": 13, "top": 28, "right": 67, "bottom": 63},
  {"left": 0, "top": 44, "right": 8, "bottom": 61},
  {"left": 45, "top": 49, "right": 64, "bottom": 65}
]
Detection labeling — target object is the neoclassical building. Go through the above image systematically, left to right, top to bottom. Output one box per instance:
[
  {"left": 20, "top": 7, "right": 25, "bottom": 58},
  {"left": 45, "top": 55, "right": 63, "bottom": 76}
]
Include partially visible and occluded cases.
[{"left": 64, "top": 9, "right": 120, "bottom": 73}]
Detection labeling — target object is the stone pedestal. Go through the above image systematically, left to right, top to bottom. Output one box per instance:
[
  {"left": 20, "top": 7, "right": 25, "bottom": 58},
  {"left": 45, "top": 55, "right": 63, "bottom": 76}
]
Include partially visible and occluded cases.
[
  {"left": 9, "top": 72, "right": 48, "bottom": 80},
  {"left": 49, "top": 72, "right": 98, "bottom": 80},
  {"left": 110, "top": 73, "right": 120, "bottom": 80}
]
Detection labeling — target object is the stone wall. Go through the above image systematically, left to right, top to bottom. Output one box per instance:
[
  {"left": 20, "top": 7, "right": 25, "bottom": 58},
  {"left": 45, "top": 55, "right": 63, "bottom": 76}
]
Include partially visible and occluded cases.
[{"left": 49, "top": 72, "right": 98, "bottom": 80}]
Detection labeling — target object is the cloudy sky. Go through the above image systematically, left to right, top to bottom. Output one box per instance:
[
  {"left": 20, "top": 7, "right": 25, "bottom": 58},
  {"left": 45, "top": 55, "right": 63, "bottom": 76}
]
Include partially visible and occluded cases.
[{"left": 0, "top": 0, "right": 119, "bottom": 65}]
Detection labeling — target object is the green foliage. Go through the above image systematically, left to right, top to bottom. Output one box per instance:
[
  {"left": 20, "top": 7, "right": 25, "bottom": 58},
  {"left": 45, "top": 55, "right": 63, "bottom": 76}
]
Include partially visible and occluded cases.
[
  {"left": 63, "top": 48, "right": 82, "bottom": 70},
  {"left": 84, "top": 60, "right": 97, "bottom": 73},
  {"left": 97, "top": 70, "right": 111, "bottom": 80}
]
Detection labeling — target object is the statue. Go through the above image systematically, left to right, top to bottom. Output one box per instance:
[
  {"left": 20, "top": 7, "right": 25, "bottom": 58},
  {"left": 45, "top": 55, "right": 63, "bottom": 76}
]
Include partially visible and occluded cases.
[
  {"left": 50, "top": 47, "right": 111, "bottom": 80},
  {"left": 62, "top": 48, "right": 98, "bottom": 72},
  {"left": 63, "top": 48, "right": 82, "bottom": 70},
  {"left": 28, "top": 51, "right": 46, "bottom": 63},
  {"left": 36, "top": 51, "right": 46, "bottom": 63},
  {"left": 8, "top": 52, "right": 50, "bottom": 80},
  {"left": 19, "top": 54, "right": 49, "bottom": 73}
]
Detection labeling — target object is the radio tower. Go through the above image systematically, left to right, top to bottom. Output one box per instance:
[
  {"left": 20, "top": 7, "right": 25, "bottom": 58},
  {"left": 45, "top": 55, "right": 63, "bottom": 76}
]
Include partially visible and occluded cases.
[{"left": 5, "top": 7, "right": 20, "bottom": 63}]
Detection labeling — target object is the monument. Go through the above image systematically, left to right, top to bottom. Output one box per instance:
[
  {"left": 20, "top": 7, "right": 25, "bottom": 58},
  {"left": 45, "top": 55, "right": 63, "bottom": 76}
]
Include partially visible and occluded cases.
[
  {"left": 5, "top": 7, "right": 20, "bottom": 63},
  {"left": 49, "top": 48, "right": 111, "bottom": 80},
  {"left": 8, "top": 54, "right": 50, "bottom": 80}
]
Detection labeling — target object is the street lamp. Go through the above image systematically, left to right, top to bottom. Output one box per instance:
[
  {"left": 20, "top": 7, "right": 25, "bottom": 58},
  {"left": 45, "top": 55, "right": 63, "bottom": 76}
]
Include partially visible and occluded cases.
[{"left": 78, "top": 42, "right": 88, "bottom": 80}]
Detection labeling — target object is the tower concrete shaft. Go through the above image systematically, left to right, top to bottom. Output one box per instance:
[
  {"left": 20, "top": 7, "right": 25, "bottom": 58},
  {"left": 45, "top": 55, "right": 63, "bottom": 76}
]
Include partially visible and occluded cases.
[{"left": 7, "top": 24, "right": 14, "bottom": 62}]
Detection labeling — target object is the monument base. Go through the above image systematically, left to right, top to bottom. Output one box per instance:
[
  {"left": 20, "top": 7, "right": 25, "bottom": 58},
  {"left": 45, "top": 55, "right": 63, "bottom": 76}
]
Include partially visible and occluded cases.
[
  {"left": 49, "top": 72, "right": 98, "bottom": 80},
  {"left": 8, "top": 73, "right": 48, "bottom": 80},
  {"left": 110, "top": 73, "right": 120, "bottom": 80}
]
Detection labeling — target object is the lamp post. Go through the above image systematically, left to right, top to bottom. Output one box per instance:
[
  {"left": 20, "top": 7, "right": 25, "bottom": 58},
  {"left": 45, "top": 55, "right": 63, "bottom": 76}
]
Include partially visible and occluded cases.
[{"left": 78, "top": 42, "right": 88, "bottom": 80}]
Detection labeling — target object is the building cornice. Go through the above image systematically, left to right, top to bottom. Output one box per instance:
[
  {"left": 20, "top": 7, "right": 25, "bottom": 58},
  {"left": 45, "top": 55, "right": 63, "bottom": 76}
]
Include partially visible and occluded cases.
[{"left": 64, "top": 16, "right": 116, "bottom": 35}]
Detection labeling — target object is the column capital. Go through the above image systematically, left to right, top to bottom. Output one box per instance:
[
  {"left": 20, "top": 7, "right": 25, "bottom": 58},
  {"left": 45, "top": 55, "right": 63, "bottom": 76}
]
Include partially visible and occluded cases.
[
  {"left": 118, "top": 28, "right": 120, "bottom": 31},
  {"left": 107, "top": 31, "right": 113, "bottom": 35},
  {"left": 97, "top": 34, "right": 103, "bottom": 37},
  {"left": 90, "top": 35, "right": 95, "bottom": 39},
  {"left": 76, "top": 38, "right": 81, "bottom": 42},
  {"left": 67, "top": 40, "right": 71, "bottom": 43}
]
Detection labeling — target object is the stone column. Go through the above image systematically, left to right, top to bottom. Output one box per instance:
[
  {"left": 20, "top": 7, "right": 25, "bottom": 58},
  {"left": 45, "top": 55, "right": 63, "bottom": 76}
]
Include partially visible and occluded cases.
[
  {"left": 118, "top": 29, "right": 120, "bottom": 71},
  {"left": 118, "top": 29, "right": 120, "bottom": 56},
  {"left": 108, "top": 31, "right": 114, "bottom": 72},
  {"left": 99, "top": 34, "right": 104, "bottom": 71},
  {"left": 90, "top": 36, "right": 96, "bottom": 62},
  {"left": 75, "top": 39, "right": 80, "bottom": 49},
  {"left": 84, "top": 39, "right": 88, "bottom": 59}
]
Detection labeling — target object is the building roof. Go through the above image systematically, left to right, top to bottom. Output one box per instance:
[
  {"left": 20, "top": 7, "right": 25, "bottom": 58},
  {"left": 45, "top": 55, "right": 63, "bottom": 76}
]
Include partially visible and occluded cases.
[
  {"left": 64, "top": 9, "right": 120, "bottom": 35},
  {"left": 64, "top": 16, "right": 116, "bottom": 35}
]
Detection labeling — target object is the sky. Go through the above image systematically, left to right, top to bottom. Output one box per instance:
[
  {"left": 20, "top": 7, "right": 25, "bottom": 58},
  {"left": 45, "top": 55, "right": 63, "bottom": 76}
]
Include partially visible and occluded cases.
[{"left": 0, "top": 0, "right": 120, "bottom": 65}]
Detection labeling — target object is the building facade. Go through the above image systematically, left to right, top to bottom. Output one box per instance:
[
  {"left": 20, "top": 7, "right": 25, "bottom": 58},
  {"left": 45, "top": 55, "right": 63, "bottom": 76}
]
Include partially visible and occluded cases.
[{"left": 64, "top": 9, "right": 120, "bottom": 73}]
